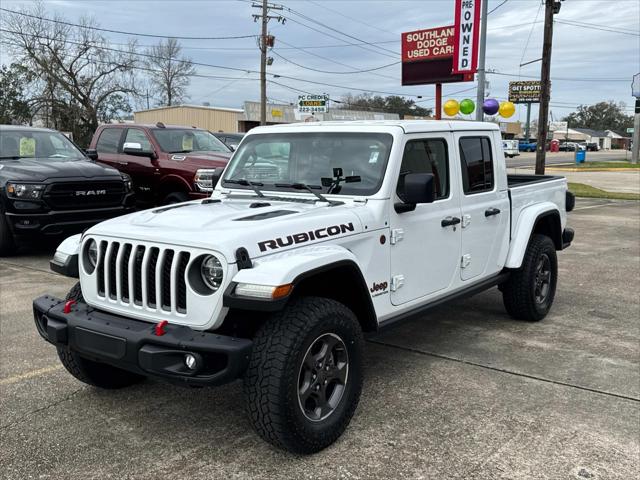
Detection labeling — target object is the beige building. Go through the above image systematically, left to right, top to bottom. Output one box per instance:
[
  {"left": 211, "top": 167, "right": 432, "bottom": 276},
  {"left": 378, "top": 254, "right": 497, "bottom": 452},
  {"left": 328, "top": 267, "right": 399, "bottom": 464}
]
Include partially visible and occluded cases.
[{"left": 134, "top": 105, "right": 243, "bottom": 133}]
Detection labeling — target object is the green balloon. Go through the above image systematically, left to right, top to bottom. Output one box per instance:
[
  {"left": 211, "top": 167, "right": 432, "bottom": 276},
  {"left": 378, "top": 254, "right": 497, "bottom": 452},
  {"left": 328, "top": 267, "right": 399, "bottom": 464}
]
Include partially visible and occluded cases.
[{"left": 459, "top": 99, "right": 475, "bottom": 115}]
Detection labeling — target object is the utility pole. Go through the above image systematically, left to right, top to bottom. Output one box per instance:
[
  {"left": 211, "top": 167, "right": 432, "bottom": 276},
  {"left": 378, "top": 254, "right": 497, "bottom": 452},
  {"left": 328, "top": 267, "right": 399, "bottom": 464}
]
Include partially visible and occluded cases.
[
  {"left": 475, "top": 0, "right": 489, "bottom": 121},
  {"left": 535, "top": 0, "right": 561, "bottom": 175},
  {"left": 252, "top": 1, "right": 284, "bottom": 126}
]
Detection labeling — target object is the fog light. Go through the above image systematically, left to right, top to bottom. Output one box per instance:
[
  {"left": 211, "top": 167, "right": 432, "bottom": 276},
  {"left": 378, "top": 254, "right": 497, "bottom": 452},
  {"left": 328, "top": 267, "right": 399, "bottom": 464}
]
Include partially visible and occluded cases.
[{"left": 185, "top": 353, "right": 198, "bottom": 370}]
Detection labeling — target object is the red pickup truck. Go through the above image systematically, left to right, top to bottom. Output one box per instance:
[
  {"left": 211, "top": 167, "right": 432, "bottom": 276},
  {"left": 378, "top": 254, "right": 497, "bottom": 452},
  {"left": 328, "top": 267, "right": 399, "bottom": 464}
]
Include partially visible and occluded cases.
[{"left": 88, "top": 123, "right": 232, "bottom": 205}]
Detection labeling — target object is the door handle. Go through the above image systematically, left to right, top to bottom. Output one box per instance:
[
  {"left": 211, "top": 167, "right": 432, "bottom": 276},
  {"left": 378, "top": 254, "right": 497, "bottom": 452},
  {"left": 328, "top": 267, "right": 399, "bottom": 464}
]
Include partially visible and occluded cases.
[
  {"left": 485, "top": 208, "right": 501, "bottom": 217},
  {"left": 441, "top": 216, "right": 461, "bottom": 228}
]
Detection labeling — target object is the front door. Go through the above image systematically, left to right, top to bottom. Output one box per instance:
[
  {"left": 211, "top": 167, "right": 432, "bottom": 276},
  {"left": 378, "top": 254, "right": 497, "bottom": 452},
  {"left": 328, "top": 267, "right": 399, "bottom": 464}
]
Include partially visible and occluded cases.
[
  {"left": 119, "top": 128, "right": 158, "bottom": 204},
  {"left": 455, "top": 133, "right": 510, "bottom": 281},
  {"left": 390, "top": 134, "right": 462, "bottom": 306}
]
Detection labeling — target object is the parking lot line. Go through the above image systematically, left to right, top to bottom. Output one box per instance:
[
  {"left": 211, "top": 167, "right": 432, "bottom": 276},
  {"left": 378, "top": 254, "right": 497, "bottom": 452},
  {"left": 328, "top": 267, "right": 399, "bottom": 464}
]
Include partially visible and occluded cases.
[{"left": 0, "top": 365, "right": 63, "bottom": 386}]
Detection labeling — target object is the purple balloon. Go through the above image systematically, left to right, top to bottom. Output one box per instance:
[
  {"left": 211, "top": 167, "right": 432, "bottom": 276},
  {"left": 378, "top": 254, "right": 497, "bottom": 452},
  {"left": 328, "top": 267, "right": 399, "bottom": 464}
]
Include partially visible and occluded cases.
[{"left": 482, "top": 98, "right": 500, "bottom": 116}]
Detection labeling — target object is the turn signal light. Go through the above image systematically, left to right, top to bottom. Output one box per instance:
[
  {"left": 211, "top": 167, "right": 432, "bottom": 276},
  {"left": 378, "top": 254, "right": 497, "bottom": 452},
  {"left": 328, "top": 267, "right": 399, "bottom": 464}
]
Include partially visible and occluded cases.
[{"left": 235, "top": 283, "right": 293, "bottom": 300}]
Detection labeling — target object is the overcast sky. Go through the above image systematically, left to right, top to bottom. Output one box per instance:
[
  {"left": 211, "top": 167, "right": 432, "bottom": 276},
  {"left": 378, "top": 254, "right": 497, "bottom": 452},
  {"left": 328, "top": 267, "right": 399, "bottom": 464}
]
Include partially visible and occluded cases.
[{"left": 1, "top": 0, "right": 638, "bottom": 122}]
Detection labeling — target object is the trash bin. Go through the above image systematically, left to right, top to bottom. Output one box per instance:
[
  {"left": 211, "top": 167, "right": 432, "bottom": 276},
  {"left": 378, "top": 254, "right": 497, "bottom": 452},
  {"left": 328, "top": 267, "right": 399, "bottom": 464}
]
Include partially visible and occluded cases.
[{"left": 575, "top": 149, "right": 586, "bottom": 164}]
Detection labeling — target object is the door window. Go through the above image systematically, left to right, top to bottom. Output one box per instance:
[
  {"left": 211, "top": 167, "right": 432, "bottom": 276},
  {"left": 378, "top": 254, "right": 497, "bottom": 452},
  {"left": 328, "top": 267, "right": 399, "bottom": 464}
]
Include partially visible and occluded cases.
[
  {"left": 96, "top": 128, "right": 123, "bottom": 153},
  {"left": 124, "top": 129, "right": 152, "bottom": 151},
  {"left": 459, "top": 137, "right": 494, "bottom": 194},
  {"left": 397, "top": 138, "right": 449, "bottom": 201}
]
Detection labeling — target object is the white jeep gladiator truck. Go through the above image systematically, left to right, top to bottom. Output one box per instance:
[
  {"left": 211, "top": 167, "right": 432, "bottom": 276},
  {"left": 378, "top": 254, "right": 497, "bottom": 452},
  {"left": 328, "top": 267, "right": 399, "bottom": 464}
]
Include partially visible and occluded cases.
[{"left": 33, "top": 121, "right": 574, "bottom": 454}]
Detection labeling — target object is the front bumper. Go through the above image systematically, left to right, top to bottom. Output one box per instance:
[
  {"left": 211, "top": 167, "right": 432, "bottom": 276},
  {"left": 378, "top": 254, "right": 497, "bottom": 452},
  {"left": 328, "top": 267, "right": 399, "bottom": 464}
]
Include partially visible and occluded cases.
[
  {"left": 6, "top": 202, "right": 135, "bottom": 241},
  {"left": 33, "top": 295, "right": 252, "bottom": 387}
]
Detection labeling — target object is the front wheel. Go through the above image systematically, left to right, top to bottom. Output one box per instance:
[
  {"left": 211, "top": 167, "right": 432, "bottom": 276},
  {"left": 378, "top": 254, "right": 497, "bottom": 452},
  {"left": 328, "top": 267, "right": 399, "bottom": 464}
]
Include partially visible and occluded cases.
[
  {"left": 502, "top": 234, "right": 558, "bottom": 321},
  {"left": 243, "top": 297, "right": 364, "bottom": 454}
]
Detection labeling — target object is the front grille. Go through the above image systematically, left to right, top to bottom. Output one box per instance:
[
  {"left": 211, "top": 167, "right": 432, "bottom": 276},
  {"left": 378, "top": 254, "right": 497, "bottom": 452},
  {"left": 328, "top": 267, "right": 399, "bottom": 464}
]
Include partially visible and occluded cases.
[
  {"left": 44, "top": 181, "right": 125, "bottom": 209},
  {"left": 95, "top": 240, "right": 190, "bottom": 314}
]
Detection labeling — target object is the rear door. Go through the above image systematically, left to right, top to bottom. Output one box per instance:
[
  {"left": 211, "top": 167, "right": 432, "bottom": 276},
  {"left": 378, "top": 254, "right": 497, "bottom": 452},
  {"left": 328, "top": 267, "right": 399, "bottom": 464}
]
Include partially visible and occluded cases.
[
  {"left": 94, "top": 127, "right": 124, "bottom": 169},
  {"left": 455, "top": 132, "right": 510, "bottom": 281},
  {"left": 389, "top": 133, "right": 462, "bottom": 305}
]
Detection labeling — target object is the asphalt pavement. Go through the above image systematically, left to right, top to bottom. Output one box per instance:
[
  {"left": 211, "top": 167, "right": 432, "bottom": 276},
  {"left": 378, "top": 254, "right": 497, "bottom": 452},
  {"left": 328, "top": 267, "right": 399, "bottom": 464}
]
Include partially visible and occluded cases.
[{"left": 1, "top": 198, "right": 639, "bottom": 479}]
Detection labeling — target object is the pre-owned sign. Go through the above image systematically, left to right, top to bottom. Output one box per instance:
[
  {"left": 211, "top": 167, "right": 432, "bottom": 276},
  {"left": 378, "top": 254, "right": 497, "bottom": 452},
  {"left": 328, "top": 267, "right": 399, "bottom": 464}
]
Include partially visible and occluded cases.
[
  {"left": 453, "top": 0, "right": 481, "bottom": 74},
  {"left": 401, "top": 26, "right": 454, "bottom": 63},
  {"left": 508, "top": 81, "right": 543, "bottom": 103},
  {"left": 297, "top": 94, "right": 329, "bottom": 113}
]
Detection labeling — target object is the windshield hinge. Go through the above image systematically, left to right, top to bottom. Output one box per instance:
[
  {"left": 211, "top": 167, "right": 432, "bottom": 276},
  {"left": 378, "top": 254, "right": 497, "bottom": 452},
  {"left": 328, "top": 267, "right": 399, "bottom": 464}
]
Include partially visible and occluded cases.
[{"left": 390, "top": 228, "right": 404, "bottom": 245}]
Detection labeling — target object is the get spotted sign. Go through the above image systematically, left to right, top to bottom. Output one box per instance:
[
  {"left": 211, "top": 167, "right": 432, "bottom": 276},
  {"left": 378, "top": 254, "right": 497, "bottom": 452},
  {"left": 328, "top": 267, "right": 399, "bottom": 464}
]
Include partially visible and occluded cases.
[{"left": 453, "top": 0, "right": 481, "bottom": 74}]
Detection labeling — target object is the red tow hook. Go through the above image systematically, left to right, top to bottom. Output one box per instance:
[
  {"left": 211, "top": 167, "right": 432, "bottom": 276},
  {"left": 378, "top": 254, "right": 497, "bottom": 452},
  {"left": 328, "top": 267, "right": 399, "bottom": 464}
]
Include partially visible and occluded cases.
[
  {"left": 63, "top": 300, "right": 77, "bottom": 314},
  {"left": 155, "top": 320, "right": 169, "bottom": 336}
]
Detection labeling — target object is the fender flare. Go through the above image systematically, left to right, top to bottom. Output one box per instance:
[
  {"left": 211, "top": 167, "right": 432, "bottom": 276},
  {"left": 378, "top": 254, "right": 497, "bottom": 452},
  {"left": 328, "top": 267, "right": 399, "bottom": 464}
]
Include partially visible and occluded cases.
[
  {"left": 156, "top": 175, "right": 192, "bottom": 200},
  {"left": 505, "top": 203, "right": 561, "bottom": 269},
  {"left": 49, "top": 233, "right": 82, "bottom": 278},
  {"left": 223, "top": 245, "right": 377, "bottom": 330}
]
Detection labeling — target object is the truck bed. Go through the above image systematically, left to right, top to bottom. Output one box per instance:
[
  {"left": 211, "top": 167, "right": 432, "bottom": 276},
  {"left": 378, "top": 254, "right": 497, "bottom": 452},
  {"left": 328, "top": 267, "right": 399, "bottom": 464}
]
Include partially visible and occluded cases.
[
  {"left": 507, "top": 174, "right": 563, "bottom": 188},
  {"left": 508, "top": 174, "right": 568, "bottom": 240}
]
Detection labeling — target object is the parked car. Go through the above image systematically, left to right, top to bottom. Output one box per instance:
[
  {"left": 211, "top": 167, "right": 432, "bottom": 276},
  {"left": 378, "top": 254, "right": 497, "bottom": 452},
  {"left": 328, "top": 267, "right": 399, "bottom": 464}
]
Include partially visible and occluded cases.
[
  {"left": 36, "top": 120, "right": 574, "bottom": 453},
  {"left": 89, "top": 123, "right": 232, "bottom": 206},
  {"left": 0, "top": 125, "right": 134, "bottom": 256},
  {"left": 212, "top": 132, "right": 245, "bottom": 151},
  {"left": 502, "top": 139, "right": 520, "bottom": 158},
  {"left": 518, "top": 140, "right": 537, "bottom": 152},
  {"left": 559, "top": 141, "right": 584, "bottom": 152},
  {"left": 585, "top": 142, "right": 599, "bottom": 151}
]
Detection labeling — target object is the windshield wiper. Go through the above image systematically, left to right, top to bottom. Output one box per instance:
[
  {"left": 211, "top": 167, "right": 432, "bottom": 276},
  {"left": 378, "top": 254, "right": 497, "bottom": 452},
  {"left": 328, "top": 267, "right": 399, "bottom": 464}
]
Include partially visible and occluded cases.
[
  {"left": 168, "top": 150, "right": 192, "bottom": 154},
  {"left": 0, "top": 156, "right": 23, "bottom": 160},
  {"left": 223, "top": 178, "right": 265, "bottom": 197},
  {"left": 274, "top": 182, "right": 341, "bottom": 206}
]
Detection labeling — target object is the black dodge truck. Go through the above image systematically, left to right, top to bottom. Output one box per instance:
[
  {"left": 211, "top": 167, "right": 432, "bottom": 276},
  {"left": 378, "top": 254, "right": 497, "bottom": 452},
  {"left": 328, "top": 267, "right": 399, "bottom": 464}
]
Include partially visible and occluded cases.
[{"left": 0, "top": 125, "right": 135, "bottom": 255}]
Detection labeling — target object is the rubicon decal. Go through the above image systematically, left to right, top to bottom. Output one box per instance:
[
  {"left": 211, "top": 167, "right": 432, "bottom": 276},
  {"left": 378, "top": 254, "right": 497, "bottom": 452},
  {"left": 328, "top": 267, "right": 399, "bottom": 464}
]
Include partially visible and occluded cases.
[{"left": 258, "top": 223, "right": 355, "bottom": 252}]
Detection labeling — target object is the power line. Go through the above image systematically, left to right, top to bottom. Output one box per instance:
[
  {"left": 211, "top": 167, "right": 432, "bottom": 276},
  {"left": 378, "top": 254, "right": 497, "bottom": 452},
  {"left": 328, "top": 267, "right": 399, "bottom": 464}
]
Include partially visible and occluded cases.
[
  {"left": 306, "top": 0, "right": 398, "bottom": 37},
  {"left": 488, "top": 0, "right": 509, "bottom": 15},
  {"left": 519, "top": 2, "right": 543, "bottom": 68},
  {"left": 0, "top": 7, "right": 258, "bottom": 40},
  {"left": 555, "top": 19, "right": 640, "bottom": 37},
  {"left": 271, "top": 50, "right": 399, "bottom": 74},
  {"left": 487, "top": 71, "right": 628, "bottom": 82}
]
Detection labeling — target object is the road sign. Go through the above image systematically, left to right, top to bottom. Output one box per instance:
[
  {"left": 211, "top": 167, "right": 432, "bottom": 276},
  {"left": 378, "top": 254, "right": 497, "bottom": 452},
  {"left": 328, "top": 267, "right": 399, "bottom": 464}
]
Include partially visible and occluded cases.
[
  {"left": 453, "top": 0, "right": 481, "bottom": 74},
  {"left": 402, "top": 25, "right": 454, "bottom": 63},
  {"left": 632, "top": 73, "right": 640, "bottom": 98},
  {"left": 509, "top": 81, "right": 543, "bottom": 103},
  {"left": 297, "top": 94, "right": 329, "bottom": 113},
  {"left": 627, "top": 128, "right": 635, "bottom": 134}
]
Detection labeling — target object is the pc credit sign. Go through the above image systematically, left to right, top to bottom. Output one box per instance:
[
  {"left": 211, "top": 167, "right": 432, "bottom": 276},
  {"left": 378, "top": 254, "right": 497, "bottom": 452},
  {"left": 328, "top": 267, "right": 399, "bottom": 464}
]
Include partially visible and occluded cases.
[{"left": 400, "top": 0, "right": 480, "bottom": 85}]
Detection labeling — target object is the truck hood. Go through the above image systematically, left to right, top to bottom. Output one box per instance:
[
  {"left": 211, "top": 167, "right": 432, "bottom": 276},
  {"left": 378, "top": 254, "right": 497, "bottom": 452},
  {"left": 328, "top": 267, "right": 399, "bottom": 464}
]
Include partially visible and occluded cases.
[
  {"left": 170, "top": 151, "right": 232, "bottom": 167},
  {"left": 0, "top": 158, "right": 122, "bottom": 182},
  {"left": 86, "top": 195, "right": 365, "bottom": 262}
]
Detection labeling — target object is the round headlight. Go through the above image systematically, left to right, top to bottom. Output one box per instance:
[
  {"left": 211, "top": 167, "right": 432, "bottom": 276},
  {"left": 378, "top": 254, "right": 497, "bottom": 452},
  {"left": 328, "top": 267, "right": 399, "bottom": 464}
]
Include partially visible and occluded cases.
[
  {"left": 87, "top": 239, "right": 98, "bottom": 268},
  {"left": 201, "top": 255, "right": 223, "bottom": 291}
]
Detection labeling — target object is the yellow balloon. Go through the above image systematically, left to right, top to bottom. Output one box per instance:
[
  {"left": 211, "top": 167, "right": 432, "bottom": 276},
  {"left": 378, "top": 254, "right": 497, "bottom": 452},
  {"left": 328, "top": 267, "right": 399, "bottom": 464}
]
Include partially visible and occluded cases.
[
  {"left": 443, "top": 99, "right": 460, "bottom": 117},
  {"left": 499, "top": 101, "right": 516, "bottom": 118}
]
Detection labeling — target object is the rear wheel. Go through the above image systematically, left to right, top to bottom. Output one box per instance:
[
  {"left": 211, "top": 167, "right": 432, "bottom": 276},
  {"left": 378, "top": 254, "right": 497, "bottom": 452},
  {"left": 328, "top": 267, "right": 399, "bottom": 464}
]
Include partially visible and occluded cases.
[
  {"left": 0, "top": 213, "right": 16, "bottom": 256},
  {"left": 502, "top": 234, "right": 558, "bottom": 321},
  {"left": 56, "top": 282, "right": 145, "bottom": 389},
  {"left": 244, "top": 297, "right": 364, "bottom": 454}
]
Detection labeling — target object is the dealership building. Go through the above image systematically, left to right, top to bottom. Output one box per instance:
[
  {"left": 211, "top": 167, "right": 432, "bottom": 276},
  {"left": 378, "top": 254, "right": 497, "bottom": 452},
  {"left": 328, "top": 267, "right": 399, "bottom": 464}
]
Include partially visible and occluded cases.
[{"left": 134, "top": 102, "right": 400, "bottom": 133}]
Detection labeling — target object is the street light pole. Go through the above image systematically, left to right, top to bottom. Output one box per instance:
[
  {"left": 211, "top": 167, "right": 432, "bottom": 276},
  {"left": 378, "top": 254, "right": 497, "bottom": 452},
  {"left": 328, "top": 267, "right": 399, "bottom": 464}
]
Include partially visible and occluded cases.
[{"left": 475, "top": 0, "right": 489, "bottom": 121}]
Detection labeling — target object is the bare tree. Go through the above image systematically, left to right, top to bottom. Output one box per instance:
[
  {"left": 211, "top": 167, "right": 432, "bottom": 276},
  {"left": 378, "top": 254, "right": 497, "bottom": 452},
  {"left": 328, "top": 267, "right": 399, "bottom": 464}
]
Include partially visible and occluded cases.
[
  {"left": 2, "top": 2, "right": 138, "bottom": 145},
  {"left": 145, "top": 38, "right": 195, "bottom": 106}
]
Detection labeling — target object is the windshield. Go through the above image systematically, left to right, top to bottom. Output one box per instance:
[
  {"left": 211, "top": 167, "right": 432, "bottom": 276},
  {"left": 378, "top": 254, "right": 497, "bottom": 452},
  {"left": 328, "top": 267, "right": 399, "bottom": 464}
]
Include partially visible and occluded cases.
[
  {"left": 0, "top": 129, "right": 85, "bottom": 161},
  {"left": 151, "top": 129, "right": 231, "bottom": 154},
  {"left": 222, "top": 132, "right": 393, "bottom": 196}
]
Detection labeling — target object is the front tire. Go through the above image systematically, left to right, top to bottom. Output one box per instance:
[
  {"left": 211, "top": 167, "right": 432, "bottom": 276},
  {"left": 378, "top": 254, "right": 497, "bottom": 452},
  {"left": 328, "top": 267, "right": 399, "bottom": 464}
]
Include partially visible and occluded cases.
[
  {"left": 163, "top": 191, "right": 190, "bottom": 205},
  {"left": 502, "top": 234, "right": 558, "bottom": 321},
  {"left": 56, "top": 282, "right": 145, "bottom": 389},
  {"left": 244, "top": 297, "right": 364, "bottom": 454}
]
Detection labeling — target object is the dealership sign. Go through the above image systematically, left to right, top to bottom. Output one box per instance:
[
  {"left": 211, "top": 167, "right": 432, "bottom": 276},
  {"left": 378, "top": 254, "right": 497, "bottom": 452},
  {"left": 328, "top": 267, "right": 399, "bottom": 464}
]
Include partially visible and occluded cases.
[
  {"left": 453, "top": 0, "right": 481, "bottom": 74},
  {"left": 401, "top": 26, "right": 454, "bottom": 63},
  {"left": 508, "top": 81, "right": 544, "bottom": 103},
  {"left": 297, "top": 94, "right": 329, "bottom": 113}
]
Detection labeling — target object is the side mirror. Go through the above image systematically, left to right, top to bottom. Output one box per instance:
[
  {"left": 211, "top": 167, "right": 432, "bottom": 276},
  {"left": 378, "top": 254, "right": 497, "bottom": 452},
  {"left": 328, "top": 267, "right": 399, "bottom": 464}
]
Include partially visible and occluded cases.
[
  {"left": 123, "top": 142, "right": 155, "bottom": 158},
  {"left": 85, "top": 148, "right": 98, "bottom": 161},
  {"left": 395, "top": 173, "right": 435, "bottom": 213}
]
